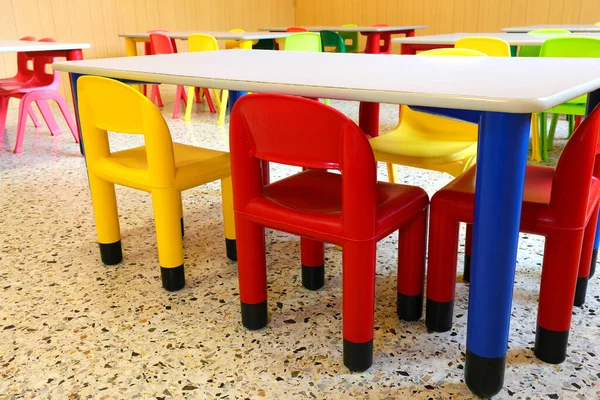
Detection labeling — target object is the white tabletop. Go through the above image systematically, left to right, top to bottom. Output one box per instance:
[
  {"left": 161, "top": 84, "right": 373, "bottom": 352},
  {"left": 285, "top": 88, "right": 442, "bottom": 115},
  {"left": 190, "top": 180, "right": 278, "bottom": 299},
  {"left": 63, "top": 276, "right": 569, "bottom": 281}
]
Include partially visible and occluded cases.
[
  {"left": 502, "top": 24, "right": 600, "bottom": 33},
  {"left": 259, "top": 26, "right": 426, "bottom": 33},
  {"left": 119, "top": 31, "right": 293, "bottom": 41},
  {"left": 393, "top": 32, "right": 600, "bottom": 46},
  {"left": 0, "top": 39, "right": 90, "bottom": 53},
  {"left": 53, "top": 50, "right": 600, "bottom": 114}
]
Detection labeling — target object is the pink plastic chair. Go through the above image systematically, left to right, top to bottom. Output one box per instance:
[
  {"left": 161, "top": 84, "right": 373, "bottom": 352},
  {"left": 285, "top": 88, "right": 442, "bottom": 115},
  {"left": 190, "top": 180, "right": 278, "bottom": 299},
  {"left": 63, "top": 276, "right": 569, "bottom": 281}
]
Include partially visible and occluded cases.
[{"left": 0, "top": 38, "right": 79, "bottom": 154}]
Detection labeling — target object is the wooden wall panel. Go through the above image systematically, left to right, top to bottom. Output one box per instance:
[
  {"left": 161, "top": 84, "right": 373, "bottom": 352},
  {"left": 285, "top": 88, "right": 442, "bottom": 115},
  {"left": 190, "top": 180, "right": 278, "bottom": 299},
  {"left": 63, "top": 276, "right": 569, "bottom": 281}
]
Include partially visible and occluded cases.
[{"left": 0, "top": 0, "right": 295, "bottom": 103}]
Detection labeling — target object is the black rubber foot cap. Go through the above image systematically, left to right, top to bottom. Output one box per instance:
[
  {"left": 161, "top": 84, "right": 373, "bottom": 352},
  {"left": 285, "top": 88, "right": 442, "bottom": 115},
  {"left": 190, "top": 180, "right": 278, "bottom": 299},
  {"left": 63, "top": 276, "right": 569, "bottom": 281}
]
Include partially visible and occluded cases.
[
  {"left": 180, "top": 217, "right": 184, "bottom": 238},
  {"left": 226, "top": 239, "right": 237, "bottom": 261},
  {"left": 99, "top": 241, "right": 122, "bottom": 265},
  {"left": 590, "top": 249, "right": 598, "bottom": 278},
  {"left": 463, "top": 254, "right": 471, "bottom": 282},
  {"left": 302, "top": 264, "right": 325, "bottom": 290},
  {"left": 161, "top": 265, "right": 185, "bottom": 291},
  {"left": 574, "top": 276, "right": 588, "bottom": 307},
  {"left": 397, "top": 293, "right": 423, "bottom": 321},
  {"left": 426, "top": 298, "right": 454, "bottom": 332},
  {"left": 241, "top": 300, "right": 268, "bottom": 330},
  {"left": 534, "top": 324, "right": 568, "bottom": 364},
  {"left": 343, "top": 339, "right": 373, "bottom": 372},
  {"left": 465, "top": 350, "right": 506, "bottom": 398}
]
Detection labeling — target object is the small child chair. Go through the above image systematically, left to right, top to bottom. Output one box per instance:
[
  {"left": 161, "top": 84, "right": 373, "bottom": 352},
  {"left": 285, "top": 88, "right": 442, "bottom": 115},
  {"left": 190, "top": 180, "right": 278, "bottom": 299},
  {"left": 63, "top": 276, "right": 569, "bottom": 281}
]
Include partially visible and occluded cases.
[
  {"left": 339, "top": 24, "right": 359, "bottom": 53},
  {"left": 320, "top": 30, "right": 346, "bottom": 53},
  {"left": 182, "top": 34, "right": 217, "bottom": 121},
  {"left": 77, "top": 76, "right": 236, "bottom": 292}
]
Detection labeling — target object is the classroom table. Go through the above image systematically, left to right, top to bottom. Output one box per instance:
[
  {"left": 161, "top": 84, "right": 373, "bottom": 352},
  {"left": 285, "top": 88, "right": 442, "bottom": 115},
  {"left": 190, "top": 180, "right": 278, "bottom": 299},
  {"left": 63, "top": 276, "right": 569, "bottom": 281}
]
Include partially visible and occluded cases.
[
  {"left": 503, "top": 24, "right": 600, "bottom": 33},
  {"left": 118, "top": 31, "right": 294, "bottom": 56},
  {"left": 394, "top": 32, "right": 600, "bottom": 54},
  {"left": 53, "top": 50, "right": 600, "bottom": 398}
]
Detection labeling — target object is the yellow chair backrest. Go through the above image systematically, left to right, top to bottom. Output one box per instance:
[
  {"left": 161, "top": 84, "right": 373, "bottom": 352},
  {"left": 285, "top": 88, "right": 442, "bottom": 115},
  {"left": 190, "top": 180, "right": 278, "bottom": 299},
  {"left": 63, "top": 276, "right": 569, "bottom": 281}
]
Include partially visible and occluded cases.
[
  {"left": 226, "top": 28, "right": 254, "bottom": 49},
  {"left": 188, "top": 34, "right": 219, "bottom": 52},
  {"left": 455, "top": 36, "right": 511, "bottom": 57},
  {"left": 397, "top": 48, "right": 486, "bottom": 140},
  {"left": 77, "top": 76, "right": 176, "bottom": 188}
]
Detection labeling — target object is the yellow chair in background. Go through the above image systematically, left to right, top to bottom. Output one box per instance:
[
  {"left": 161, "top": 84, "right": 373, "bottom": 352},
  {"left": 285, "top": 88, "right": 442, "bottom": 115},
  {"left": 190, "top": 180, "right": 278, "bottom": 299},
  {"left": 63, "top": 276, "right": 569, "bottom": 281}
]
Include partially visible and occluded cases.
[
  {"left": 183, "top": 34, "right": 222, "bottom": 122},
  {"left": 455, "top": 36, "right": 511, "bottom": 57},
  {"left": 370, "top": 48, "right": 486, "bottom": 182},
  {"left": 77, "top": 76, "right": 236, "bottom": 292}
]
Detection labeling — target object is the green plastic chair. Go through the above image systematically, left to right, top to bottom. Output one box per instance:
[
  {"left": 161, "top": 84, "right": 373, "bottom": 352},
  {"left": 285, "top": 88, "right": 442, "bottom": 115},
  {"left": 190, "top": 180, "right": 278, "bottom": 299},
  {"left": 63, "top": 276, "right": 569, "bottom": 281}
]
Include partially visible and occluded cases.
[
  {"left": 339, "top": 23, "right": 359, "bottom": 53},
  {"left": 519, "top": 29, "right": 571, "bottom": 58},
  {"left": 320, "top": 30, "right": 346, "bottom": 53},
  {"left": 284, "top": 32, "right": 322, "bottom": 52},
  {"left": 538, "top": 36, "right": 600, "bottom": 160},
  {"left": 252, "top": 39, "right": 275, "bottom": 50}
]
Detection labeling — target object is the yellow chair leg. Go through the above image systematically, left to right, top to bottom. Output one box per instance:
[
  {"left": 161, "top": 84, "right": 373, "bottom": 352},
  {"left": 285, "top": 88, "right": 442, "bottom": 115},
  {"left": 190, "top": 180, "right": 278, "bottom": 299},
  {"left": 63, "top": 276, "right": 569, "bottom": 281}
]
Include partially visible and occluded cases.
[
  {"left": 125, "top": 38, "right": 142, "bottom": 92},
  {"left": 183, "top": 87, "right": 195, "bottom": 121},
  {"left": 213, "top": 89, "right": 222, "bottom": 111},
  {"left": 218, "top": 90, "right": 229, "bottom": 126},
  {"left": 530, "top": 114, "right": 541, "bottom": 161},
  {"left": 386, "top": 162, "right": 398, "bottom": 183},
  {"left": 89, "top": 176, "right": 122, "bottom": 265},
  {"left": 221, "top": 177, "right": 237, "bottom": 260},
  {"left": 152, "top": 188, "right": 185, "bottom": 291},
  {"left": 178, "top": 191, "right": 184, "bottom": 237}
]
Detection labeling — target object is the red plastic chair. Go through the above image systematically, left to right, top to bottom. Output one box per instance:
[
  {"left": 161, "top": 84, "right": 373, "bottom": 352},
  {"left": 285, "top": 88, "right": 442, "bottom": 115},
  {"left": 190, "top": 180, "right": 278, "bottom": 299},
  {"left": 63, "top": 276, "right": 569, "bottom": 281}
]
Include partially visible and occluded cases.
[
  {"left": 365, "top": 24, "right": 392, "bottom": 54},
  {"left": 286, "top": 27, "right": 308, "bottom": 32},
  {"left": 142, "top": 30, "right": 179, "bottom": 106},
  {"left": 0, "top": 38, "right": 79, "bottom": 154},
  {"left": 229, "top": 94, "right": 429, "bottom": 372},
  {"left": 426, "top": 106, "right": 600, "bottom": 365}
]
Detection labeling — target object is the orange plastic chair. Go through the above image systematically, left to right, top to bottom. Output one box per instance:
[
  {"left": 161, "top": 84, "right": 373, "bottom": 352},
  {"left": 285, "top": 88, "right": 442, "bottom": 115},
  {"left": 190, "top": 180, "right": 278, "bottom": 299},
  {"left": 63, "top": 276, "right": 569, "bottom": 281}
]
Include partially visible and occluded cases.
[{"left": 230, "top": 93, "right": 429, "bottom": 372}]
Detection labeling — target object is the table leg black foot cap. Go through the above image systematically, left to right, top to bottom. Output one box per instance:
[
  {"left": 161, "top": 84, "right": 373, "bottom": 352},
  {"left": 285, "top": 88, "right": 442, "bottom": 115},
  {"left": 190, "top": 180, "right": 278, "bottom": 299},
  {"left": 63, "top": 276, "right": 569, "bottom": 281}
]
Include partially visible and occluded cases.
[
  {"left": 180, "top": 217, "right": 184, "bottom": 238},
  {"left": 226, "top": 239, "right": 237, "bottom": 261},
  {"left": 99, "top": 241, "right": 122, "bottom": 266},
  {"left": 590, "top": 249, "right": 597, "bottom": 278},
  {"left": 463, "top": 254, "right": 471, "bottom": 282},
  {"left": 302, "top": 264, "right": 324, "bottom": 290},
  {"left": 161, "top": 265, "right": 185, "bottom": 292},
  {"left": 574, "top": 277, "right": 588, "bottom": 307},
  {"left": 397, "top": 293, "right": 422, "bottom": 321},
  {"left": 425, "top": 298, "right": 453, "bottom": 332},
  {"left": 241, "top": 300, "right": 267, "bottom": 330},
  {"left": 534, "top": 324, "right": 568, "bottom": 364},
  {"left": 343, "top": 339, "right": 373, "bottom": 372},
  {"left": 465, "top": 350, "right": 506, "bottom": 399}
]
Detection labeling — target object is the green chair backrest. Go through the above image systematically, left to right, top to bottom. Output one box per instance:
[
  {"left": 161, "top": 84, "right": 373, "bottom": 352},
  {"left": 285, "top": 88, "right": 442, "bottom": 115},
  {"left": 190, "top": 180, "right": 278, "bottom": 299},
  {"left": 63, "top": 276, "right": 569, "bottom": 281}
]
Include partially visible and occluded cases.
[
  {"left": 339, "top": 23, "right": 359, "bottom": 53},
  {"left": 519, "top": 29, "right": 571, "bottom": 57},
  {"left": 320, "top": 30, "right": 346, "bottom": 53},
  {"left": 284, "top": 32, "right": 322, "bottom": 52},
  {"left": 252, "top": 38, "right": 275, "bottom": 50}
]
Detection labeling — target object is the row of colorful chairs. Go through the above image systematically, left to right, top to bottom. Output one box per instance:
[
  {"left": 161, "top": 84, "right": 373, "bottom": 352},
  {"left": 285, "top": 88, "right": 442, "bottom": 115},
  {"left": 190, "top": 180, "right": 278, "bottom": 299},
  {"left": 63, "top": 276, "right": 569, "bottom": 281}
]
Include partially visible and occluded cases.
[
  {"left": 78, "top": 36, "right": 600, "bottom": 373},
  {"left": 1, "top": 37, "right": 78, "bottom": 154}
]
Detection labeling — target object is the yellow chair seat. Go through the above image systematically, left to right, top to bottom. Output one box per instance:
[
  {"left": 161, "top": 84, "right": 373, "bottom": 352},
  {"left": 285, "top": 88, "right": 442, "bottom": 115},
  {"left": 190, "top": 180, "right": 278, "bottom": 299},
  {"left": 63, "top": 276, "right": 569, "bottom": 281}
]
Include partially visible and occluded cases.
[{"left": 94, "top": 143, "right": 230, "bottom": 192}]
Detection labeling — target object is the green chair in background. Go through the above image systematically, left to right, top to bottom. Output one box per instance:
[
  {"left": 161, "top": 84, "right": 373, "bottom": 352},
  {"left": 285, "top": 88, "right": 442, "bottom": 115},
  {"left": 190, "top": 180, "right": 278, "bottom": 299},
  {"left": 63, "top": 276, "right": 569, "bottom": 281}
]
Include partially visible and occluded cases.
[
  {"left": 339, "top": 23, "right": 359, "bottom": 53},
  {"left": 519, "top": 29, "right": 571, "bottom": 58},
  {"left": 320, "top": 30, "right": 346, "bottom": 53},
  {"left": 284, "top": 33, "right": 329, "bottom": 105},
  {"left": 537, "top": 36, "right": 600, "bottom": 160},
  {"left": 252, "top": 39, "right": 275, "bottom": 50}
]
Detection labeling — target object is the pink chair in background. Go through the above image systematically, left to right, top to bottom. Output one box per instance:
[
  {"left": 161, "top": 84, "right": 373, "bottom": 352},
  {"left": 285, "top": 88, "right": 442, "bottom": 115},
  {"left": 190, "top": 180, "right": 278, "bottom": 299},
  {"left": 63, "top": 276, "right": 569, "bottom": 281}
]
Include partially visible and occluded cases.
[{"left": 0, "top": 38, "right": 79, "bottom": 154}]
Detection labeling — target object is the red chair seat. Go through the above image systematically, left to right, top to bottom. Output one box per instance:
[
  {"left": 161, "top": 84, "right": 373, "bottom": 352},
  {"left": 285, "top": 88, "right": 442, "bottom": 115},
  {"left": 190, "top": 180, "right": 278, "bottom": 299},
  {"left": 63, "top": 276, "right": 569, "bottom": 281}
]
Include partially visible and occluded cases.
[{"left": 241, "top": 169, "right": 428, "bottom": 242}]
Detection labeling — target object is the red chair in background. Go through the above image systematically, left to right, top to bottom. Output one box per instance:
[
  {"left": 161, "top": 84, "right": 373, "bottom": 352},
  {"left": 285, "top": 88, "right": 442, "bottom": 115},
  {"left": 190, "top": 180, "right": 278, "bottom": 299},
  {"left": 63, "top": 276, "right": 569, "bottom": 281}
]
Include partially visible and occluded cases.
[
  {"left": 365, "top": 24, "right": 392, "bottom": 54},
  {"left": 286, "top": 27, "right": 308, "bottom": 32},
  {"left": 142, "top": 29, "right": 178, "bottom": 107},
  {"left": 0, "top": 38, "right": 79, "bottom": 154},
  {"left": 229, "top": 94, "right": 429, "bottom": 372},
  {"left": 426, "top": 106, "right": 600, "bottom": 365}
]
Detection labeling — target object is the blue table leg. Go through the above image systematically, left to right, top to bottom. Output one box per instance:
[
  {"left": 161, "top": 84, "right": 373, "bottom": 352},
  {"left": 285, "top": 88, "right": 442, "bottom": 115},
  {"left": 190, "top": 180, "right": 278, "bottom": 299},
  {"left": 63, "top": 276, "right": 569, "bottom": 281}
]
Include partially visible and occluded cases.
[
  {"left": 68, "top": 72, "right": 84, "bottom": 155},
  {"left": 585, "top": 89, "right": 600, "bottom": 278},
  {"left": 464, "top": 112, "right": 531, "bottom": 398}
]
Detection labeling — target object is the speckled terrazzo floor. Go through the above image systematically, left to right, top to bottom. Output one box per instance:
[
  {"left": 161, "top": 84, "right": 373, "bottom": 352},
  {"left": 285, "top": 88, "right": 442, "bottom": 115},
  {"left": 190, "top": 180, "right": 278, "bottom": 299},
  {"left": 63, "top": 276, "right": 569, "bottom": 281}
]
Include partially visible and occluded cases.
[{"left": 1, "top": 96, "right": 599, "bottom": 400}]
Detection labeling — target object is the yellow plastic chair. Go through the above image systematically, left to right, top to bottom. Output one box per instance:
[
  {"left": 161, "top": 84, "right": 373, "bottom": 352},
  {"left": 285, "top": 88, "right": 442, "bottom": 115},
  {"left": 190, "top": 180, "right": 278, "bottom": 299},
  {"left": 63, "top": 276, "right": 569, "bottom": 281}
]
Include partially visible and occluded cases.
[
  {"left": 183, "top": 34, "right": 222, "bottom": 122},
  {"left": 455, "top": 36, "right": 511, "bottom": 57},
  {"left": 369, "top": 48, "right": 486, "bottom": 182},
  {"left": 77, "top": 76, "right": 236, "bottom": 292}
]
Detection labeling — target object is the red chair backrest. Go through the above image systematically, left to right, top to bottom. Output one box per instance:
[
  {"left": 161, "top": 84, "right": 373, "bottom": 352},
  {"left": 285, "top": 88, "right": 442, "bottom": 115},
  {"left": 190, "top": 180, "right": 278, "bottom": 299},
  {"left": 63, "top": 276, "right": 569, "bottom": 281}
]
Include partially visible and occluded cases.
[
  {"left": 287, "top": 27, "right": 308, "bottom": 32},
  {"left": 145, "top": 30, "right": 178, "bottom": 55},
  {"left": 149, "top": 32, "right": 176, "bottom": 55},
  {"left": 15, "top": 36, "right": 36, "bottom": 82},
  {"left": 31, "top": 38, "right": 59, "bottom": 88},
  {"left": 229, "top": 94, "right": 378, "bottom": 236},
  {"left": 552, "top": 105, "right": 600, "bottom": 227}
]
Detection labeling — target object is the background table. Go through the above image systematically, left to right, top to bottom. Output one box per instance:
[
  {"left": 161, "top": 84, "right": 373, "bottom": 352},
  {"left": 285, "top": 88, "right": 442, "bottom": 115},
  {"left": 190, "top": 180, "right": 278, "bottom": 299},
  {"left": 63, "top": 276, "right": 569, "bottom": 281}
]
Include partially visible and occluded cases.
[
  {"left": 502, "top": 24, "right": 600, "bottom": 33},
  {"left": 119, "top": 31, "right": 294, "bottom": 57},
  {"left": 54, "top": 50, "right": 600, "bottom": 398}
]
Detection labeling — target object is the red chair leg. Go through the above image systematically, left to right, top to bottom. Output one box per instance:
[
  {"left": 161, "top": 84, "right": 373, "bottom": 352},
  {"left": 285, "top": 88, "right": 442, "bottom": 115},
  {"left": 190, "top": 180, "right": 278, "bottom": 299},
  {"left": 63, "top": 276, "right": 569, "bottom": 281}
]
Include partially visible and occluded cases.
[
  {"left": 150, "top": 85, "right": 164, "bottom": 107},
  {"left": 172, "top": 85, "right": 187, "bottom": 119},
  {"left": 195, "top": 87, "right": 201, "bottom": 103},
  {"left": 202, "top": 88, "right": 216, "bottom": 113},
  {"left": 52, "top": 92, "right": 79, "bottom": 143},
  {"left": 14, "top": 94, "right": 32, "bottom": 154},
  {"left": 0, "top": 96, "right": 10, "bottom": 140},
  {"left": 36, "top": 100, "right": 60, "bottom": 136},
  {"left": 28, "top": 106, "right": 41, "bottom": 127},
  {"left": 261, "top": 160, "right": 270, "bottom": 185},
  {"left": 574, "top": 204, "right": 599, "bottom": 306},
  {"left": 425, "top": 205, "right": 460, "bottom": 332},
  {"left": 397, "top": 209, "right": 427, "bottom": 321},
  {"left": 237, "top": 218, "right": 268, "bottom": 330},
  {"left": 464, "top": 223, "right": 473, "bottom": 282},
  {"left": 535, "top": 229, "right": 585, "bottom": 364},
  {"left": 300, "top": 237, "right": 325, "bottom": 290},
  {"left": 342, "top": 240, "right": 376, "bottom": 372}
]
